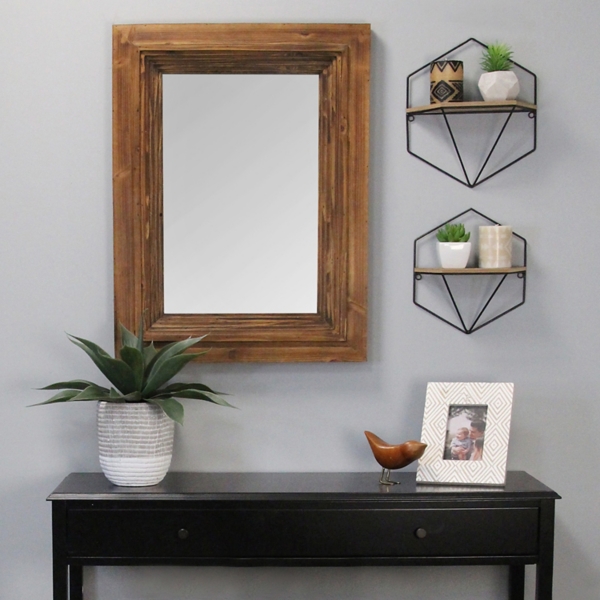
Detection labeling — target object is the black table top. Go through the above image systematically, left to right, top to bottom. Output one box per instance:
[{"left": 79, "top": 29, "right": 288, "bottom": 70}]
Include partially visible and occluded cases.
[{"left": 48, "top": 471, "right": 560, "bottom": 502}]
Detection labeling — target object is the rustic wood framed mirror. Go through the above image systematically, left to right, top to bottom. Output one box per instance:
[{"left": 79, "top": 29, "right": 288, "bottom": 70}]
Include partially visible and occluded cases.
[{"left": 113, "top": 23, "right": 370, "bottom": 362}]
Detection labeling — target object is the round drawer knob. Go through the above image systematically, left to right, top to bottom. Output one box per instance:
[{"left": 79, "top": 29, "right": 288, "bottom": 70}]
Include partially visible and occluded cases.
[
  {"left": 415, "top": 527, "right": 427, "bottom": 539},
  {"left": 178, "top": 528, "right": 189, "bottom": 540}
]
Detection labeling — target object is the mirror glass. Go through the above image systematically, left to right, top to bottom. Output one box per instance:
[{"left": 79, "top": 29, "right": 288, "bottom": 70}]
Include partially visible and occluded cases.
[{"left": 163, "top": 74, "right": 319, "bottom": 314}]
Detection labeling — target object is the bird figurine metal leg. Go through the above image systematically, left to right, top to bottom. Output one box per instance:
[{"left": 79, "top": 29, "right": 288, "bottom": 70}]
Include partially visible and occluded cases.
[
  {"left": 364, "top": 431, "right": 427, "bottom": 486},
  {"left": 379, "top": 468, "right": 400, "bottom": 486}
]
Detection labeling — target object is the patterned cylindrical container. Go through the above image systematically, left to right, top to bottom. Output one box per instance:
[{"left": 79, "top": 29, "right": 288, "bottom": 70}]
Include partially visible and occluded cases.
[
  {"left": 430, "top": 60, "right": 464, "bottom": 103},
  {"left": 479, "top": 225, "right": 513, "bottom": 268}
]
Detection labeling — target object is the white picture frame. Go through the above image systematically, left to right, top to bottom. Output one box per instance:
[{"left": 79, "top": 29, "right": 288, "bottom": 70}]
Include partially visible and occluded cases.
[{"left": 416, "top": 382, "right": 514, "bottom": 486}]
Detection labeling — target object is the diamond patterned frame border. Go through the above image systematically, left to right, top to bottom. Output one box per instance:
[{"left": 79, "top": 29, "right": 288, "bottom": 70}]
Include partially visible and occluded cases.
[{"left": 416, "top": 382, "right": 514, "bottom": 486}]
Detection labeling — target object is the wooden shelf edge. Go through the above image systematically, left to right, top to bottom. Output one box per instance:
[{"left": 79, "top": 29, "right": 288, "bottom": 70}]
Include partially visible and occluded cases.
[
  {"left": 406, "top": 100, "right": 536, "bottom": 115},
  {"left": 415, "top": 267, "right": 526, "bottom": 275}
]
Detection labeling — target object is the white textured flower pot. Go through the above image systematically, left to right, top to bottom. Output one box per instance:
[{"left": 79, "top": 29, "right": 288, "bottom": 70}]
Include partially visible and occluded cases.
[
  {"left": 478, "top": 71, "right": 520, "bottom": 102},
  {"left": 438, "top": 242, "right": 471, "bottom": 269},
  {"left": 97, "top": 401, "right": 174, "bottom": 487}
]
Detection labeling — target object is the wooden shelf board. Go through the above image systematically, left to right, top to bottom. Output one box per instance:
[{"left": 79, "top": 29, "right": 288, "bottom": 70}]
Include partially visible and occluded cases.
[
  {"left": 406, "top": 100, "right": 536, "bottom": 115},
  {"left": 415, "top": 267, "right": 526, "bottom": 275}
]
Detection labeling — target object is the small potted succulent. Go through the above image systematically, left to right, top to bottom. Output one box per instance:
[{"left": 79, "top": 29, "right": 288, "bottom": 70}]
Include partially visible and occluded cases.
[
  {"left": 478, "top": 43, "right": 520, "bottom": 102},
  {"left": 436, "top": 223, "right": 471, "bottom": 268},
  {"left": 34, "top": 324, "right": 234, "bottom": 486}
]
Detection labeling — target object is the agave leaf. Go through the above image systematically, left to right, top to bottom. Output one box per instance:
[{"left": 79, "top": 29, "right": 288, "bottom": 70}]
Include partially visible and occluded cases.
[
  {"left": 135, "top": 317, "right": 145, "bottom": 353},
  {"left": 119, "top": 320, "right": 146, "bottom": 354},
  {"left": 119, "top": 323, "right": 139, "bottom": 350},
  {"left": 67, "top": 334, "right": 112, "bottom": 359},
  {"left": 68, "top": 334, "right": 137, "bottom": 395},
  {"left": 144, "top": 335, "right": 208, "bottom": 378},
  {"left": 143, "top": 340, "right": 187, "bottom": 376},
  {"left": 143, "top": 341, "right": 158, "bottom": 368},
  {"left": 119, "top": 346, "right": 145, "bottom": 391},
  {"left": 142, "top": 352, "right": 204, "bottom": 397},
  {"left": 37, "top": 380, "right": 108, "bottom": 392},
  {"left": 159, "top": 382, "right": 229, "bottom": 395},
  {"left": 71, "top": 385, "right": 112, "bottom": 401},
  {"left": 103, "top": 387, "right": 142, "bottom": 402},
  {"left": 29, "top": 389, "right": 81, "bottom": 406},
  {"left": 97, "top": 389, "right": 141, "bottom": 403},
  {"left": 170, "top": 389, "right": 236, "bottom": 408},
  {"left": 120, "top": 391, "right": 143, "bottom": 402},
  {"left": 146, "top": 392, "right": 170, "bottom": 399},
  {"left": 148, "top": 397, "right": 184, "bottom": 425}
]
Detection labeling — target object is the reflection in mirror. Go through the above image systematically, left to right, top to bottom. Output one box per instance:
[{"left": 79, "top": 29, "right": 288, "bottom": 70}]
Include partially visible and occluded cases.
[{"left": 163, "top": 74, "right": 319, "bottom": 314}]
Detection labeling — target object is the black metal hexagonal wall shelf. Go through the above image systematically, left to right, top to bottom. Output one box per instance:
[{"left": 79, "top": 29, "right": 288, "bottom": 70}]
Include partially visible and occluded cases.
[
  {"left": 406, "top": 39, "right": 537, "bottom": 188},
  {"left": 413, "top": 209, "right": 527, "bottom": 333}
]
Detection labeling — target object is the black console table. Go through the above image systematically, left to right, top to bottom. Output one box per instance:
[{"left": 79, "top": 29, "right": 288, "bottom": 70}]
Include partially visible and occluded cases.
[{"left": 48, "top": 471, "right": 559, "bottom": 600}]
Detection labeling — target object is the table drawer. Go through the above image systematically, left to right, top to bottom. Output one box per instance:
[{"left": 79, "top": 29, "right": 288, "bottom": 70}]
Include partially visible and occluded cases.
[{"left": 67, "top": 507, "right": 538, "bottom": 559}]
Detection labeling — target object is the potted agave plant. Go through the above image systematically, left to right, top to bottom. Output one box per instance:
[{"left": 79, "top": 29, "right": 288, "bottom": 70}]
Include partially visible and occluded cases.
[
  {"left": 478, "top": 43, "right": 520, "bottom": 102},
  {"left": 437, "top": 223, "right": 471, "bottom": 269},
  {"left": 34, "top": 324, "right": 233, "bottom": 487}
]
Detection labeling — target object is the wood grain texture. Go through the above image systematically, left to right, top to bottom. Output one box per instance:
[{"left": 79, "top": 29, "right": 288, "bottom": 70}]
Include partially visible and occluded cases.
[
  {"left": 113, "top": 23, "right": 370, "bottom": 362},
  {"left": 406, "top": 100, "right": 536, "bottom": 115},
  {"left": 414, "top": 267, "right": 526, "bottom": 274}
]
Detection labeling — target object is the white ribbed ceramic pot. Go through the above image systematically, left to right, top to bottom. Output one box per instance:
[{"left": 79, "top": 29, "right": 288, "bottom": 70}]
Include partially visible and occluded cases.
[{"left": 97, "top": 401, "right": 174, "bottom": 487}]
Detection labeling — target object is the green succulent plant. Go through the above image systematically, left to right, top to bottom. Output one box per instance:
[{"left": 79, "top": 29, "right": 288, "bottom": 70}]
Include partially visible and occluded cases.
[
  {"left": 480, "top": 43, "right": 514, "bottom": 72},
  {"left": 436, "top": 223, "right": 471, "bottom": 243},
  {"left": 32, "top": 324, "right": 234, "bottom": 425}
]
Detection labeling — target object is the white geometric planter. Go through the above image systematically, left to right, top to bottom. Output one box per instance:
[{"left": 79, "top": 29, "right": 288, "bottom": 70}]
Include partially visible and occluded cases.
[
  {"left": 478, "top": 71, "right": 520, "bottom": 102},
  {"left": 438, "top": 242, "right": 471, "bottom": 269},
  {"left": 97, "top": 402, "right": 174, "bottom": 487}
]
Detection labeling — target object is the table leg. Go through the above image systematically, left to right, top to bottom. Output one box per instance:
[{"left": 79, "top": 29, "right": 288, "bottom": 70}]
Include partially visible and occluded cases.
[
  {"left": 536, "top": 499, "right": 556, "bottom": 600},
  {"left": 52, "top": 501, "right": 68, "bottom": 600},
  {"left": 52, "top": 558, "right": 68, "bottom": 600},
  {"left": 69, "top": 565, "right": 84, "bottom": 600},
  {"left": 509, "top": 565, "right": 525, "bottom": 600}
]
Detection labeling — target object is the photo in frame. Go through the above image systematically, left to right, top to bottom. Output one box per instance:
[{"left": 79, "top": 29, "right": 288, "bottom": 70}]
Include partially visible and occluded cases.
[{"left": 416, "top": 382, "right": 514, "bottom": 486}]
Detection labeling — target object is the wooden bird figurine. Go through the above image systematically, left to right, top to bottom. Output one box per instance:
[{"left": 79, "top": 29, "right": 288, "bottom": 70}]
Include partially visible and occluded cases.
[{"left": 364, "top": 431, "right": 427, "bottom": 485}]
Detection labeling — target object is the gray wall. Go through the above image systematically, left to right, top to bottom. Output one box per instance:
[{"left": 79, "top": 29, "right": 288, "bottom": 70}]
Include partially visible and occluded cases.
[{"left": 1, "top": 1, "right": 598, "bottom": 598}]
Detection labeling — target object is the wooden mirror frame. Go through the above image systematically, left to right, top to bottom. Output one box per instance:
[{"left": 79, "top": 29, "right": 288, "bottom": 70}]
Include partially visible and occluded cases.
[{"left": 113, "top": 23, "right": 370, "bottom": 362}]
